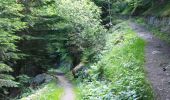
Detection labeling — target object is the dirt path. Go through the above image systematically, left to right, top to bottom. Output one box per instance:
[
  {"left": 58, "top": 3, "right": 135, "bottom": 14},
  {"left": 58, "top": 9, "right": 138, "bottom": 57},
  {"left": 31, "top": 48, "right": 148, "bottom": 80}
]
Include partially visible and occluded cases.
[
  {"left": 130, "top": 22, "right": 170, "bottom": 100},
  {"left": 56, "top": 74, "right": 75, "bottom": 100}
]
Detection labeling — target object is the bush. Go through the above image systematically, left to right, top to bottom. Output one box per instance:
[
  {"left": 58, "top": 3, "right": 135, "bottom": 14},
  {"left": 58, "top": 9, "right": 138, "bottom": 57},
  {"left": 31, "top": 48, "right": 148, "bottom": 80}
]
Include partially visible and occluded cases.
[{"left": 56, "top": 0, "right": 106, "bottom": 62}]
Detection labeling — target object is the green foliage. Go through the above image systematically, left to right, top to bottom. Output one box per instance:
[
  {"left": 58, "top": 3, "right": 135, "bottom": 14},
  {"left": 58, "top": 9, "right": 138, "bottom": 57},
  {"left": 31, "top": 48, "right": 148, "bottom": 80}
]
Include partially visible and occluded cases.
[
  {"left": 0, "top": 0, "right": 26, "bottom": 88},
  {"left": 0, "top": 0, "right": 24, "bottom": 17},
  {"left": 1, "top": 0, "right": 159, "bottom": 99},
  {"left": 4, "top": 0, "right": 106, "bottom": 98},
  {"left": 13, "top": 0, "right": 66, "bottom": 75},
  {"left": 14, "top": 0, "right": 106, "bottom": 78},
  {"left": 56, "top": 0, "right": 106, "bottom": 62},
  {"left": 106, "top": 0, "right": 159, "bottom": 15},
  {"left": 110, "top": 0, "right": 170, "bottom": 16},
  {"left": 143, "top": 1, "right": 170, "bottom": 16},
  {"left": 135, "top": 17, "right": 145, "bottom": 25},
  {"left": 77, "top": 21, "right": 153, "bottom": 100},
  {"left": 0, "top": 63, "right": 17, "bottom": 88},
  {"left": 17, "top": 74, "right": 31, "bottom": 95},
  {"left": 20, "top": 81, "right": 63, "bottom": 100}
]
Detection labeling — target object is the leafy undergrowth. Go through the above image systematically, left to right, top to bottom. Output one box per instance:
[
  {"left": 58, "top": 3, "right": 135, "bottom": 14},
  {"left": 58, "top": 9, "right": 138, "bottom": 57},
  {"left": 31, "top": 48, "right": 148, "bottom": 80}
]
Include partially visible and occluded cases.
[
  {"left": 143, "top": 1, "right": 170, "bottom": 17},
  {"left": 135, "top": 18, "right": 146, "bottom": 26},
  {"left": 76, "top": 21, "right": 154, "bottom": 100},
  {"left": 20, "top": 80, "right": 63, "bottom": 100}
]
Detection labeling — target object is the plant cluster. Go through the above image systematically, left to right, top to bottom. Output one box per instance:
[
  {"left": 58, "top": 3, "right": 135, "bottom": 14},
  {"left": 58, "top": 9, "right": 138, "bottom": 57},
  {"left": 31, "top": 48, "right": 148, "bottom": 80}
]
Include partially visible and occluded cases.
[
  {"left": 0, "top": 0, "right": 26, "bottom": 90},
  {"left": 76, "top": 22, "right": 153, "bottom": 100}
]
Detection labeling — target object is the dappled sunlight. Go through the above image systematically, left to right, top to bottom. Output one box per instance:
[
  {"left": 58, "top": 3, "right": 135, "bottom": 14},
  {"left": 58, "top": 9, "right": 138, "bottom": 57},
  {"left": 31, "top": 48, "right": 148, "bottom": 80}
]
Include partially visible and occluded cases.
[{"left": 1, "top": 0, "right": 170, "bottom": 100}]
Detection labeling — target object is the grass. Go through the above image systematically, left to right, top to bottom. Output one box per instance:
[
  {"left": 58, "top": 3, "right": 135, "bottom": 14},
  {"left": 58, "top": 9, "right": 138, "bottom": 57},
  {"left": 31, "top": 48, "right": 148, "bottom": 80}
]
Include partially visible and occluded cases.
[
  {"left": 135, "top": 17, "right": 146, "bottom": 25},
  {"left": 76, "top": 21, "right": 154, "bottom": 99},
  {"left": 102, "top": 22, "right": 153, "bottom": 99},
  {"left": 149, "top": 27, "right": 170, "bottom": 44},
  {"left": 20, "top": 81, "right": 63, "bottom": 100},
  {"left": 73, "top": 87, "right": 82, "bottom": 100}
]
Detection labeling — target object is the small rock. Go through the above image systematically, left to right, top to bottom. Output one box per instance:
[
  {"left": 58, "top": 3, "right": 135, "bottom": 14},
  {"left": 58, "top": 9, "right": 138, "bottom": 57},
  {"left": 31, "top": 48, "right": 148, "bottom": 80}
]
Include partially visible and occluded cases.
[
  {"left": 152, "top": 50, "right": 161, "bottom": 54},
  {"left": 163, "top": 67, "right": 166, "bottom": 71},
  {"left": 166, "top": 73, "right": 170, "bottom": 76},
  {"left": 44, "top": 74, "right": 53, "bottom": 83},
  {"left": 168, "top": 80, "right": 170, "bottom": 84}
]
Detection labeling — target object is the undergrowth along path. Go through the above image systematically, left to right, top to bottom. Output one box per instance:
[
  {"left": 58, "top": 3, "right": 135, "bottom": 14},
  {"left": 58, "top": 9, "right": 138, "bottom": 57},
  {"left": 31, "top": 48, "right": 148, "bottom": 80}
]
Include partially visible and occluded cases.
[
  {"left": 130, "top": 22, "right": 170, "bottom": 100},
  {"left": 56, "top": 73, "right": 75, "bottom": 100}
]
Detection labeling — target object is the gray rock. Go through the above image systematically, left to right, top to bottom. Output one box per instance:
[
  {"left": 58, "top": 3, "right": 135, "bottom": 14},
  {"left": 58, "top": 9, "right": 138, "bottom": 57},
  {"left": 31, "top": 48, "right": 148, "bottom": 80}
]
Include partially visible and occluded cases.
[
  {"left": 30, "top": 73, "right": 53, "bottom": 85},
  {"left": 44, "top": 74, "right": 53, "bottom": 83}
]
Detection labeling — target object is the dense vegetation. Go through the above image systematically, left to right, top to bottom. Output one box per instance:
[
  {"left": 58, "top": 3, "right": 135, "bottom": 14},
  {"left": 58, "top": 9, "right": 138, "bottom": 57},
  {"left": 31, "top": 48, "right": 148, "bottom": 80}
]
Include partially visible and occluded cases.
[
  {"left": 0, "top": 0, "right": 169, "bottom": 99},
  {"left": 0, "top": 0, "right": 26, "bottom": 94},
  {"left": 0, "top": 0, "right": 105, "bottom": 99},
  {"left": 75, "top": 21, "right": 153, "bottom": 100},
  {"left": 21, "top": 80, "right": 63, "bottom": 100}
]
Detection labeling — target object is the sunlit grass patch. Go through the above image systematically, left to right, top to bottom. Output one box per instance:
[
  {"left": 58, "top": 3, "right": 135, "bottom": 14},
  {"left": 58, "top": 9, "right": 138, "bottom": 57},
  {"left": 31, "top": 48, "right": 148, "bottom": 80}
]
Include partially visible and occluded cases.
[
  {"left": 21, "top": 81, "right": 63, "bottom": 100},
  {"left": 73, "top": 87, "right": 82, "bottom": 100}
]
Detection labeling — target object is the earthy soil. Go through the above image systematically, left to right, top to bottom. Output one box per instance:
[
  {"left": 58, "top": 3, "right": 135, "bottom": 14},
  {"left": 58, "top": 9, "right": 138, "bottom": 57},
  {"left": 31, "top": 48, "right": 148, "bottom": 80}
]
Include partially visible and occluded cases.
[
  {"left": 130, "top": 22, "right": 170, "bottom": 100},
  {"left": 56, "top": 74, "right": 75, "bottom": 100}
]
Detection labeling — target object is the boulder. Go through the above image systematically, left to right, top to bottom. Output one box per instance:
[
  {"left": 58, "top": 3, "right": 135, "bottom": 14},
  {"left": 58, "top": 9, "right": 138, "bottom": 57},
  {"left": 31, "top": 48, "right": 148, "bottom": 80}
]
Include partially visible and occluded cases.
[{"left": 30, "top": 73, "right": 53, "bottom": 85}]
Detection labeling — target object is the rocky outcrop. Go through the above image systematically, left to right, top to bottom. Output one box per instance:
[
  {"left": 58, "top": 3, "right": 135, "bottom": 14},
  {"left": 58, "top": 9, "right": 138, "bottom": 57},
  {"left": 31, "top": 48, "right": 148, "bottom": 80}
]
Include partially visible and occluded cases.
[
  {"left": 145, "top": 16, "right": 170, "bottom": 33},
  {"left": 30, "top": 73, "right": 53, "bottom": 86}
]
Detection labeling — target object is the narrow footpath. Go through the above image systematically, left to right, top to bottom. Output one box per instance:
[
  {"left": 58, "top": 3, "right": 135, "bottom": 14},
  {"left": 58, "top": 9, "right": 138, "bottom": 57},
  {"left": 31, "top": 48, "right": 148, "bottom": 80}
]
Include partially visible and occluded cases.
[
  {"left": 130, "top": 22, "right": 170, "bottom": 100},
  {"left": 56, "top": 74, "right": 75, "bottom": 100}
]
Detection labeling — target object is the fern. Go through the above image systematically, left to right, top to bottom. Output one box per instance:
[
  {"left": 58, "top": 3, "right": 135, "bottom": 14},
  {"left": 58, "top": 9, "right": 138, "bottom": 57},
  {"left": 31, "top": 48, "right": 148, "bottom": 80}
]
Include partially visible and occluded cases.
[
  {"left": 0, "top": 0, "right": 26, "bottom": 88},
  {"left": 0, "top": 63, "right": 18, "bottom": 88},
  {"left": 0, "top": 63, "right": 13, "bottom": 72},
  {"left": 0, "top": 79, "right": 18, "bottom": 88}
]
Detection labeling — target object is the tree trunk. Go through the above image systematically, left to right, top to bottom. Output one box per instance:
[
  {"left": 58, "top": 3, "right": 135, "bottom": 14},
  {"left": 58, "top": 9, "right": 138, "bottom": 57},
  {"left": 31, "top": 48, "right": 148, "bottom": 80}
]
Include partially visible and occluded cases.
[{"left": 72, "top": 62, "right": 84, "bottom": 78}]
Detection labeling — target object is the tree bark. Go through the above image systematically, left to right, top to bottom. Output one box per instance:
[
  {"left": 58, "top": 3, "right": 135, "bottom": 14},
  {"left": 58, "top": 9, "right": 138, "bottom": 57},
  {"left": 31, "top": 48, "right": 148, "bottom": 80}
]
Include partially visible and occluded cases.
[{"left": 72, "top": 62, "right": 84, "bottom": 78}]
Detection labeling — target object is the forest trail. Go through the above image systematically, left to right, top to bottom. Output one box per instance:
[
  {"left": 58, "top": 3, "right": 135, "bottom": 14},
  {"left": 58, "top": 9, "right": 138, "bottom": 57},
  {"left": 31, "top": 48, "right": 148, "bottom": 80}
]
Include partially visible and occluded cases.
[
  {"left": 130, "top": 22, "right": 170, "bottom": 100},
  {"left": 56, "top": 73, "right": 75, "bottom": 100}
]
